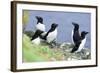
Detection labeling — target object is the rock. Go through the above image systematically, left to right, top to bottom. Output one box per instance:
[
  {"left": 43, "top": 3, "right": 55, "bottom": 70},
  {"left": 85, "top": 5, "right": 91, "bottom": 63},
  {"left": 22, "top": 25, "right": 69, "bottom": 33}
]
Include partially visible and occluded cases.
[
  {"left": 24, "top": 31, "right": 35, "bottom": 37},
  {"left": 36, "top": 40, "right": 91, "bottom": 61},
  {"left": 59, "top": 42, "right": 91, "bottom": 60},
  {"left": 60, "top": 43, "right": 73, "bottom": 53},
  {"left": 80, "top": 49, "right": 91, "bottom": 59},
  {"left": 51, "top": 57, "right": 56, "bottom": 61}
]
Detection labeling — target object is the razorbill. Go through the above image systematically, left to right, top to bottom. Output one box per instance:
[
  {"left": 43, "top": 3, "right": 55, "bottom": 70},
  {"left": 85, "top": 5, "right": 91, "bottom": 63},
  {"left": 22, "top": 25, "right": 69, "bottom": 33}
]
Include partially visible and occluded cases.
[
  {"left": 31, "top": 16, "right": 45, "bottom": 45},
  {"left": 35, "top": 16, "right": 45, "bottom": 32},
  {"left": 72, "top": 22, "right": 81, "bottom": 45},
  {"left": 43, "top": 23, "right": 58, "bottom": 43},
  {"left": 31, "top": 30, "right": 44, "bottom": 45},
  {"left": 71, "top": 31, "right": 88, "bottom": 53}
]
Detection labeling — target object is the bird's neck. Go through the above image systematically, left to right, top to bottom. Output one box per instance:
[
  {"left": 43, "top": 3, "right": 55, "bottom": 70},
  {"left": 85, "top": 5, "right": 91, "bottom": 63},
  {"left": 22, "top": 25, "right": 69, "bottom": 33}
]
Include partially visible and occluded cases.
[
  {"left": 37, "top": 21, "right": 43, "bottom": 24},
  {"left": 37, "top": 22, "right": 44, "bottom": 25},
  {"left": 44, "top": 27, "right": 57, "bottom": 39},
  {"left": 52, "top": 27, "right": 56, "bottom": 31},
  {"left": 74, "top": 27, "right": 79, "bottom": 31},
  {"left": 74, "top": 28, "right": 79, "bottom": 33},
  {"left": 81, "top": 35, "right": 85, "bottom": 40}
]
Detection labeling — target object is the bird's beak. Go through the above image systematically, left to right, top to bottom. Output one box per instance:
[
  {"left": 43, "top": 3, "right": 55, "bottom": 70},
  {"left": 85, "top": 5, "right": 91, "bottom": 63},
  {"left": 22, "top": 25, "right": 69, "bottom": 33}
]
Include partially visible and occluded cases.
[
  {"left": 36, "top": 16, "right": 39, "bottom": 19},
  {"left": 72, "top": 22, "right": 76, "bottom": 26},
  {"left": 72, "top": 22, "right": 78, "bottom": 25},
  {"left": 54, "top": 23, "right": 58, "bottom": 27},
  {"left": 56, "top": 24, "right": 58, "bottom": 27},
  {"left": 86, "top": 32, "right": 89, "bottom": 34}
]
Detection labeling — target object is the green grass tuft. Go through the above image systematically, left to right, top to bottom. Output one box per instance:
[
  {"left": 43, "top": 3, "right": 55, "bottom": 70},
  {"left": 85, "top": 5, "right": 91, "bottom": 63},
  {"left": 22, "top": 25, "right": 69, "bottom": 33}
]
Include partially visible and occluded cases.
[{"left": 22, "top": 34, "right": 64, "bottom": 62}]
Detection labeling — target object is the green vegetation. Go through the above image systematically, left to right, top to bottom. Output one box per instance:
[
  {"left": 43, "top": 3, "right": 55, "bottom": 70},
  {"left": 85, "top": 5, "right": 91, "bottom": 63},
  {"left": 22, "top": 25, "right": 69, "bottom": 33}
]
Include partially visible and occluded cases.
[{"left": 22, "top": 34, "right": 64, "bottom": 62}]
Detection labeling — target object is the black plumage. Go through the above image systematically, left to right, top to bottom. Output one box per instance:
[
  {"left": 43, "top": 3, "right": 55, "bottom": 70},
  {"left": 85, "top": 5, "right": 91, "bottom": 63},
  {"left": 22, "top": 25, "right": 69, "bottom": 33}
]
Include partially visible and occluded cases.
[
  {"left": 36, "top": 16, "right": 43, "bottom": 24},
  {"left": 72, "top": 22, "right": 81, "bottom": 45},
  {"left": 42, "top": 23, "right": 58, "bottom": 41},
  {"left": 31, "top": 30, "right": 44, "bottom": 41},
  {"left": 71, "top": 31, "right": 88, "bottom": 53},
  {"left": 71, "top": 40, "right": 81, "bottom": 53}
]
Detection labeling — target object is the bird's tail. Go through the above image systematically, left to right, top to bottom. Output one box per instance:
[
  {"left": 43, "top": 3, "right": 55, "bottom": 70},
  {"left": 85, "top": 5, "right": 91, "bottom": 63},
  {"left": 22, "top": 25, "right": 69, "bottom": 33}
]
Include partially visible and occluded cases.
[{"left": 71, "top": 46, "right": 78, "bottom": 53}]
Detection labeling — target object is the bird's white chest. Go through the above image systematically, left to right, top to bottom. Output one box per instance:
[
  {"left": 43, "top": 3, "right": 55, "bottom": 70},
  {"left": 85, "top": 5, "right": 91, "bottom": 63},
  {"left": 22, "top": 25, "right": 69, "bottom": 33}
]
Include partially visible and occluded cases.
[
  {"left": 36, "top": 23, "right": 45, "bottom": 31},
  {"left": 47, "top": 29, "right": 57, "bottom": 43},
  {"left": 71, "top": 30, "right": 74, "bottom": 44},
  {"left": 31, "top": 37, "right": 40, "bottom": 45},
  {"left": 76, "top": 38, "right": 86, "bottom": 52}
]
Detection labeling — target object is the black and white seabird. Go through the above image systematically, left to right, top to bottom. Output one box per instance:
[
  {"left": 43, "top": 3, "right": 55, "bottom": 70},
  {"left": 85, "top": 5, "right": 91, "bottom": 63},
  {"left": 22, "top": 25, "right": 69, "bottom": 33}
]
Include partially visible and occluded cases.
[
  {"left": 31, "top": 16, "right": 45, "bottom": 45},
  {"left": 35, "top": 16, "right": 45, "bottom": 32},
  {"left": 72, "top": 22, "right": 81, "bottom": 45},
  {"left": 42, "top": 23, "right": 58, "bottom": 43},
  {"left": 31, "top": 30, "right": 44, "bottom": 45},
  {"left": 71, "top": 31, "right": 88, "bottom": 53}
]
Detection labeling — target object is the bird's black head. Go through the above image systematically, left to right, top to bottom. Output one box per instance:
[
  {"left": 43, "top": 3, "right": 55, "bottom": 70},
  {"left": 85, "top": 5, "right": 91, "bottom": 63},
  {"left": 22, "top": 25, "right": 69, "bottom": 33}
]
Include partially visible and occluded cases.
[
  {"left": 36, "top": 16, "right": 43, "bottom": 24},
  {"left": 72, "top": 22, "right": 79, "bottom": 30},
  {"left": 51, "top": 23, "right": 58, "bottom": 28},
  {"left": 81, "top": 31, "right": 89, "bottom": 38}
]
